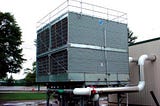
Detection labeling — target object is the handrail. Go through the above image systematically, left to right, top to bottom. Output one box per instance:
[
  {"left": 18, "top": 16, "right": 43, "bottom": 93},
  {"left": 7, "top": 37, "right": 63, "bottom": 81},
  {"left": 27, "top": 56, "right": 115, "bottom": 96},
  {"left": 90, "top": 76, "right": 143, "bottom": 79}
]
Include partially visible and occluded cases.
[{"left": 37, "top": 0, "right": 127, "bottom": 30}]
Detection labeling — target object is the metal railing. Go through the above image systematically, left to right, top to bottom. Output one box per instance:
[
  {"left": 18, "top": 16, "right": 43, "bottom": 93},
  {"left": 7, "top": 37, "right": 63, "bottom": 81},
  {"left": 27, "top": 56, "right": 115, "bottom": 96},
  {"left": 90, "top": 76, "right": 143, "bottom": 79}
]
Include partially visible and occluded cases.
[{"left": 37, "top": 0, "right": 127, "bottom": 30}]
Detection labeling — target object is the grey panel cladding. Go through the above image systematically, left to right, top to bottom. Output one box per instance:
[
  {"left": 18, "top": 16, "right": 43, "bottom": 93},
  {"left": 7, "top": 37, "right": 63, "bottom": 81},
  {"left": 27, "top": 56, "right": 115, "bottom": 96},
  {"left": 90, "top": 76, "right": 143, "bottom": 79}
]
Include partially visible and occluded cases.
[
  {"left": 36, "top": 12, "right": 129, "bottom": 82},
  {"left": 68, "top": 12, "right": 105, "bottom": 46},
  {"left": 68, "top": 12, "right": 128, "bottom": 49},
  {"left": 68, "top": 12, "right": 128, "bottom": 74},
  {"left": 106, "top": 22, "right": 128, "bottom": 49},
  {"left": 69, "top": 26, "right": 104, "bottom": 46},
  {"left": 68, "top": 48, "right": 106, "bottom": 72},
  {"left": 68, "top": 48, "right": 128, "bottom": 73},
  {"left": 107, "top": 51, "right": 128, "bottom": 73}
]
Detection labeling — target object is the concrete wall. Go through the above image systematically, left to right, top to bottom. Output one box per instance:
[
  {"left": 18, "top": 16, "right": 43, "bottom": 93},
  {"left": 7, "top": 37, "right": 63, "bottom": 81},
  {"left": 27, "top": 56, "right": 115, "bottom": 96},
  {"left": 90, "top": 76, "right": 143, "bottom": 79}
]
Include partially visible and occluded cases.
[{"left": 129, "top": 39, "right": 160, "bottom": 105}]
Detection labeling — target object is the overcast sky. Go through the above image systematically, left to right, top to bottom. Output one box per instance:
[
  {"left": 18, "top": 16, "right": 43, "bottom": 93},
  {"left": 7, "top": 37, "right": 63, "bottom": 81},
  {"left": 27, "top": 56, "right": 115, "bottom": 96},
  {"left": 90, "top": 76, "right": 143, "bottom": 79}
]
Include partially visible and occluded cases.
[{"left": 0, "top": 0, "right": 160, "bottom": 79}]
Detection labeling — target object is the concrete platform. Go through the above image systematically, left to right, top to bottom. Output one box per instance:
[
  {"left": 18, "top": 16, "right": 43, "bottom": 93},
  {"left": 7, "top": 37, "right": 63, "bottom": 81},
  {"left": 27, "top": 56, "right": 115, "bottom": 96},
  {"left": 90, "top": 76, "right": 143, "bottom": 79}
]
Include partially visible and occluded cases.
[{"left": 1, "top": 100, "right": 58, "bottom": 106}]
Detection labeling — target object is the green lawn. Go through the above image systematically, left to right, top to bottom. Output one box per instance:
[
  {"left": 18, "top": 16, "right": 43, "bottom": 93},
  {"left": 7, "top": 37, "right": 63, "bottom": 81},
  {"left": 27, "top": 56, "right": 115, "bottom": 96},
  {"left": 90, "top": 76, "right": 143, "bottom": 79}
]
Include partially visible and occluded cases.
[{"left": 0, "top": 92, "right": 46, "bottom": 101}]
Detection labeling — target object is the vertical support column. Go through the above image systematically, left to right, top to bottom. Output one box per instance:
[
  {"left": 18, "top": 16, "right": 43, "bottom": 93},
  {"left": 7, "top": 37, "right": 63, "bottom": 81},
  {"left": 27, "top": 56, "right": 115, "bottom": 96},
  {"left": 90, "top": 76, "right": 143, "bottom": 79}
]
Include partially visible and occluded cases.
[
  {"left": 67, "top": 0, "right": 69, "bottom": 12},
  {"left": 80, "top": 0, "right": 82, "bottom": 15},
  {"left": 106, "top": 8, "right": 109, "bottom": 20},
  {"left": 49, "top": 12, "right": 52, "bottom": 51},
  {"left": 48, "top": 13, "right": 52, "bottom": 75},
  {"left": 104, "top": 26, "right": 108, "bottom": 77},
  {"left": 48, "top": 54, "right": 51, "bottom": 80},
  {"left": 38, "top": 84, "right": 40, "bottom": 91},
  {"left": 46, "top": 90, "right": 50, "bottom": 106},
  {"left": 117, "top": 93, "right": 121, "bottom": 106},
  {"left": 126, "top": 93, "right": 128, "bottom": 106},
  {"left": 59, "top": 95, "right": 67, "bottom": 106},
  {"left": 59, "top": 95, "right": 63, "bottom": 106},
  {"left": 80, "top": 97, "right": 84, "bottom": 106},
  {"left": 93, "top": 101, "right": 99, "bottom": 106}
]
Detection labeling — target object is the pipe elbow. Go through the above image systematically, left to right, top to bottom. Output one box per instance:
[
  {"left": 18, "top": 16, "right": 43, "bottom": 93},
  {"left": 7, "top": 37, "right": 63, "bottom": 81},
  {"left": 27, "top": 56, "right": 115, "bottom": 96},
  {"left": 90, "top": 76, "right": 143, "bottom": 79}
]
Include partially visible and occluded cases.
[
  {"left": 138, "top": 54, "right": 148, "bottom": 65},
  {"left": 138, "top": 54, "right": 156, "bottom": 65},
  {"left": 72, "top": 55, "right": 155, "bottom": 95},
  {"left": 129, "top": 57, "right": 133, "bottom": 63},
  {"left": 129, "top": 57, "right": 138, "bottom": 63},
  {"left": 138, "top": 81, "right": 145, "bottom": 91}
]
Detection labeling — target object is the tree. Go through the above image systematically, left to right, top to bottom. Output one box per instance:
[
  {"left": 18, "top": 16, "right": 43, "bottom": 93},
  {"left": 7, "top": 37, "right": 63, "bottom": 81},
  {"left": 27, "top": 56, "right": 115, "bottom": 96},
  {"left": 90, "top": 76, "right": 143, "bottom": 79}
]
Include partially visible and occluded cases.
[
  {"left": 0, "top": 12, "right": 25, "bottom": 78},
  {"left": 128, "top": 28, "right": 137, "bottom": 45},
  {"left": 24, "top": 62, "right": 36, "bottom": 84},
  {"left": 6, "top": 74, "right": 15, "bottom": 86}
]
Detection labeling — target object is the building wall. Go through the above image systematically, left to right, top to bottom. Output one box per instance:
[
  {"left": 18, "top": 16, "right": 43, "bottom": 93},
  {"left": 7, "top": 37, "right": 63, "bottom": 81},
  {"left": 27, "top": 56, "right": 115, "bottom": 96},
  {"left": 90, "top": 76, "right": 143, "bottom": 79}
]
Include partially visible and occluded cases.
[{"left": 129, "top": 39, "right": 160, "bottom": 105}]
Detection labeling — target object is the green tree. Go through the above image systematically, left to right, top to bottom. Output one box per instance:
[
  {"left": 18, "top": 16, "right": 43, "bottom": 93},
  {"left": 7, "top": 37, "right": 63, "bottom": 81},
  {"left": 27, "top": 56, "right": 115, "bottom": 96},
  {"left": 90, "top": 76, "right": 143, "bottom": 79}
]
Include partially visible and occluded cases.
[
  {"left": 0, "top": 12, "right": 25, "bottom": 78},
  {"left": 128, "top": 28, "right": 137, "bottom": 45},
  {"left": 24, "top": 62, "right": 36, "bottom": 84},
  {"left": 6, "top": 74, "right": 15, "bottom": 86}
]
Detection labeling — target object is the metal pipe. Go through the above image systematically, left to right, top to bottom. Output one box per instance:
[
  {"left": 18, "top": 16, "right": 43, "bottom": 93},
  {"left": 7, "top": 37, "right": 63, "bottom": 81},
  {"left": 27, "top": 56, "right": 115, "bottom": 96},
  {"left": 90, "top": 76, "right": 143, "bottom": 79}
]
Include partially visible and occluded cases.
[
  {"left": 73, "top": 55, "right": 156, "bottom": 95},
  {"left": 129, "top": 57, "right": 137, "bottom": 63},
  {"left": 129, "top": 57, "right": 133, "bottom": 63}
]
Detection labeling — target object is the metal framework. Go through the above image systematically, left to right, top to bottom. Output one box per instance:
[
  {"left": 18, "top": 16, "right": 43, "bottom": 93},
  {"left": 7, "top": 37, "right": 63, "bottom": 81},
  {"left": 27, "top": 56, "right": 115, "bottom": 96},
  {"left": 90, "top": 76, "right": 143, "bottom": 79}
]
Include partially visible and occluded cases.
[
  {"left": 37, "top": 0, "right": 127, "bottom": 30},
  {"left": 51, "top": 17, "right": 68, "bottom": 49},
  {"left": 50, "top": 50, "right": 67, "bottom": 74}
]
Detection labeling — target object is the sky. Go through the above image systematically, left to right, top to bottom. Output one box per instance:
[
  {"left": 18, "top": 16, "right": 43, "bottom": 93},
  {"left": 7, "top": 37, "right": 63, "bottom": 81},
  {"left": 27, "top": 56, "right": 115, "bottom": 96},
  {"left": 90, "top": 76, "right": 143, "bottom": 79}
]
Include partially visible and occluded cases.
[{"left": 0, "top": 0, "right": 160, "bottom": 79}]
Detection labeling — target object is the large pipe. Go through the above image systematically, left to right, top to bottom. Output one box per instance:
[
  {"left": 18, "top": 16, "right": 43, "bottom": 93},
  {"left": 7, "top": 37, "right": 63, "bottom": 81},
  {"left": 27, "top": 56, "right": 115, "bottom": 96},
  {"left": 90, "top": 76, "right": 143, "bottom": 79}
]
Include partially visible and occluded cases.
[{"left": 73, "top": 55, "right": 156, "bottom": 95}]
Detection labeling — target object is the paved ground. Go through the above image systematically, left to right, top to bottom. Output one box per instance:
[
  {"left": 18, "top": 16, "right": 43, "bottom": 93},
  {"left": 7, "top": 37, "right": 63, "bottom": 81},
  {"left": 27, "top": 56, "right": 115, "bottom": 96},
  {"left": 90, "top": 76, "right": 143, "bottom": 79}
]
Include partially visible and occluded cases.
[
  {"left": 0, "top": 86, "right": 46, "bottom": 92},
  {"left": 0, "top": 86, "right": 126, "bottom": 106},
  {"left": 0, "top": 86, "right": 48, "bottom": 106},
  {"left": 0, "top": 99, "right": 124, "bottom": 106},
  {"left": 0, "top": 100, "right": 58, "bottom": 106},
  {"left": 0, "top": 101, "right": 122, "bottom": 106}
]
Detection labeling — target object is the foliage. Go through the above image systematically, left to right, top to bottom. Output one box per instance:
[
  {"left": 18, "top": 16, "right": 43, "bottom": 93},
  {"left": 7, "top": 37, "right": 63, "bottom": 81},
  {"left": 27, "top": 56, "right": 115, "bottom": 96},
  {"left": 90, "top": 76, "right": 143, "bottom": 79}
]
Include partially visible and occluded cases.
[
  {"left": 0, "top": 12, "right": 25, "bottom": 78},
  {"left": 128, "top": 28, "right": 137, "bottom": 45},
  {"left": 24, "top": 62, "right": 36, "bottom": 84},
  {"left": 25, "top": 72, "right": 36, "bottom": 84},
  {"left": 6, "top": 75, "right": 15, "bottom": 86}
]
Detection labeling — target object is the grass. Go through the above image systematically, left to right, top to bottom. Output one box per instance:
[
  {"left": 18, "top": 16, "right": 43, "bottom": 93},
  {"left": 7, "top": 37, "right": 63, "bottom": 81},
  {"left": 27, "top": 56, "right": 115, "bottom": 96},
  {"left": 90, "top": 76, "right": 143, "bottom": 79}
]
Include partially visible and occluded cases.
[{"left": 0, "top": 92, "right": 46, "bottom": 101}]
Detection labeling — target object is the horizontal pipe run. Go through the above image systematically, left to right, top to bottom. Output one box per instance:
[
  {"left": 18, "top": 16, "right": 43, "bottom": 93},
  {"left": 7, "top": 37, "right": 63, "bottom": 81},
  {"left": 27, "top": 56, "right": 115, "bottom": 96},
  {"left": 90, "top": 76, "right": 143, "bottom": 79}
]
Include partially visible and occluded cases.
[
  {"left": 47, "top": 55, "right": 156, "bottom": 96},
  {"left": 73, "top": 55, "right": 156, "bottom": 95},
  {"left": 129, "top": 57, "right": 137, "bottom": 63},
  {"left": 73, "top": 81, "right": 145, "bottom": 95},
  {"left": 48, "top": 88, "right": 73, "bottom": 93}
]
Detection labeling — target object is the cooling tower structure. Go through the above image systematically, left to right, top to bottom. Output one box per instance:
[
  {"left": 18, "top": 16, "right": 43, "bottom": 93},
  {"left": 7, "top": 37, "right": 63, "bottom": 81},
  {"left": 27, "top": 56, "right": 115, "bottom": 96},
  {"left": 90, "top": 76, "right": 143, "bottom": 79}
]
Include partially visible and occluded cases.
[
  {"left": 36, "top": 0, "right": 128, "bottom": 86},
  {"left": 36, "top": 0, "right": 133, "bottom": 105}
]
